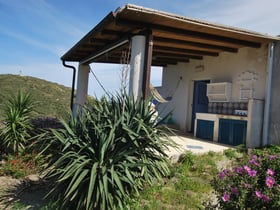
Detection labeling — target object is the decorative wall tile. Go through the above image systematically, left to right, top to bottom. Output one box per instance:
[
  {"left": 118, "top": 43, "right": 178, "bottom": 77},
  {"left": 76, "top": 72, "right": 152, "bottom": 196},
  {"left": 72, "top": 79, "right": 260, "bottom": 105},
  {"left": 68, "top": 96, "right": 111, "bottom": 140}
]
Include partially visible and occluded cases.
[{"left": 208, "top": 102, "right": 248, "bottom": 115}]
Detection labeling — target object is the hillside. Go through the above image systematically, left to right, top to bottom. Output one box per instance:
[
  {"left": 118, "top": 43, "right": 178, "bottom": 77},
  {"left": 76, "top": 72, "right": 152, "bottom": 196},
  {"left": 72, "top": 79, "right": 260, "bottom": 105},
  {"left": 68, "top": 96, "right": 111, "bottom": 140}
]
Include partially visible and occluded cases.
[{"left": 0, "top": 74, "right": 73, "bottom": 119}]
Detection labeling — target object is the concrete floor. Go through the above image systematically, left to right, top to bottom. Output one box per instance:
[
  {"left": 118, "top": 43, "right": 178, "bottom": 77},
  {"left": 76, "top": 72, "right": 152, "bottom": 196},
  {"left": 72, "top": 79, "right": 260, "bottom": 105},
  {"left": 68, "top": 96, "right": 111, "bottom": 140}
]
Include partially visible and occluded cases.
[{"left": 165, "top": 133, "right": 230, "bottom": 162}]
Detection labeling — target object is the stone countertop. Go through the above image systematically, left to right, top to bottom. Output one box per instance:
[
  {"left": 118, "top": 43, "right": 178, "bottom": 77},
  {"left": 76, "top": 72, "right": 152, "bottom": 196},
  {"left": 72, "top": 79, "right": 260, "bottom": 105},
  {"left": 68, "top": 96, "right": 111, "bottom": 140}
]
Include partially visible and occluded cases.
[{"left": 196, "top": 113, "right": 248, "bottom": 121}]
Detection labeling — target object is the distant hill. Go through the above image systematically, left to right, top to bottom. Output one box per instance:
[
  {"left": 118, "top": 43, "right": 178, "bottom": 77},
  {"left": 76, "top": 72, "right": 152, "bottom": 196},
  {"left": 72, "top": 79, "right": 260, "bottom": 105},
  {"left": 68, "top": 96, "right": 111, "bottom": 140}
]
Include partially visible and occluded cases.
[{"left": 0, "top": 74, "right": 73, "bottom": 119}]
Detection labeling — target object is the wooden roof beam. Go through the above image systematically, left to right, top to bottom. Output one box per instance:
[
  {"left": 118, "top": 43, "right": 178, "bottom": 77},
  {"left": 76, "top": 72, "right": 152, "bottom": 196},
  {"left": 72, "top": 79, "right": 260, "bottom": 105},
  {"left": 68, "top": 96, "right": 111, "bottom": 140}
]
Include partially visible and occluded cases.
[
  {"left": 116, "top": 19, "right": 262, "bottom": 48},
  {"left": 101, "top": 29, "right": 122, "bottom": 36},
  {"left": 101, "top": 29, "right": 139, "bottom": 38},
  {"left": 154, "top": 36, "right": 238, "bottom": 53},
  {"left": 80, "top": 37, "right": 130, "bottom": 64},
  {"left": 89, "top": 38, "right": 112, "bottom": 44},
  {"left": 153, "top": 46, "right": 219, "bottom": 56},
  {"left": 154, "top": 52, "right": 203, "bottom": 60},
  {"left": 154, "top": 56, "right": 189, "bottom": 63},
  {"left": 152, "top": 60, "right": 175, "bottom": 66}
]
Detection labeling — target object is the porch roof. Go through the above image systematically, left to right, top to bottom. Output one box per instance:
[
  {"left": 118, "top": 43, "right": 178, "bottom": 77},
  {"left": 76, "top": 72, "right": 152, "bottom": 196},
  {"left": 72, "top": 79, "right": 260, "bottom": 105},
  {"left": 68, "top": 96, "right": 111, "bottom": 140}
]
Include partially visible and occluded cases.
[{"left": 61, "top": 4, "right": 280, "bottom": 66}]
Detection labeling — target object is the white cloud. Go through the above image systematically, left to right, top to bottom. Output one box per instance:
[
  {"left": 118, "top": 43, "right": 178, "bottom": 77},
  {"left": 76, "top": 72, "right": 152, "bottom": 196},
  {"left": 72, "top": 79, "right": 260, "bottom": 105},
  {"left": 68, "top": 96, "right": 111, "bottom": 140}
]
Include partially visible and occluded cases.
[
  {"left": 0, "top": 0, "right": 87, "bottom": 55},
  {"left": 184, "top": 0, "right": 280, "bottom": 35},
  {"left": 0, "top": 29, "right": 64, "bottom": 57}
]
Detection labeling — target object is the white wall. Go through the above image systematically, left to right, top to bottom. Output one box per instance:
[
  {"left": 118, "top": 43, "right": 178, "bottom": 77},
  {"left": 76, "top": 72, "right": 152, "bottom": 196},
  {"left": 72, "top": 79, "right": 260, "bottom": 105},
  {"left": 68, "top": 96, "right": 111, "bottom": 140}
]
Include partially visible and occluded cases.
[{"left": 158, "top": 44, "right": 269, "bottom": 132}]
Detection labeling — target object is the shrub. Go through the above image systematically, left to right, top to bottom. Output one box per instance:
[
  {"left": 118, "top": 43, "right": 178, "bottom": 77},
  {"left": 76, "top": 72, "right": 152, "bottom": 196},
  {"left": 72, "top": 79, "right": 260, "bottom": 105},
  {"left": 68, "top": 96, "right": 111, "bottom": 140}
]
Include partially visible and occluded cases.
[
  {"left": 0, "top": 91, "right": 35, "bottom": 154},
  {"left": 37, "top": 94, "right": 173, "bottom": 210},
  {"left": 209, "top": 146, "right": 280, "bottom": 209},
  {"left": 179, "top": 151, "right": 195, "bottom": 168}
]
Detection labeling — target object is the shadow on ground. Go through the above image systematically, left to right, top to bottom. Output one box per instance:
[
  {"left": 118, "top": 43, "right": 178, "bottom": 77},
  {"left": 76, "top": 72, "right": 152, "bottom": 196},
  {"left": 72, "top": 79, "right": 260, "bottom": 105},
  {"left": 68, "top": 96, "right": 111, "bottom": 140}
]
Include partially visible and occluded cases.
[{"left": 0, "top": 176, "right": 52, "bottom": 210}]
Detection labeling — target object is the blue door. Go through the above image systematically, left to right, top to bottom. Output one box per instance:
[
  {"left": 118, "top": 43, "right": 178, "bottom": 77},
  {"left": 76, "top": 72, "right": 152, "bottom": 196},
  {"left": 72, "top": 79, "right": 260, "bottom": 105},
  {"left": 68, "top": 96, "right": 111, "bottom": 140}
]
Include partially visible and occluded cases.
[
  {"left": 191, "top": 80, "right": 210, "bottom": 132},
  {"left": 196, "top": 119, "right": 214, "bottom": 140},
  {"left": 218, "top": 119, "right": 247, "bottom": 146},
  {"left": 218, "top": 119, "right": 231, "bottom": 144}
]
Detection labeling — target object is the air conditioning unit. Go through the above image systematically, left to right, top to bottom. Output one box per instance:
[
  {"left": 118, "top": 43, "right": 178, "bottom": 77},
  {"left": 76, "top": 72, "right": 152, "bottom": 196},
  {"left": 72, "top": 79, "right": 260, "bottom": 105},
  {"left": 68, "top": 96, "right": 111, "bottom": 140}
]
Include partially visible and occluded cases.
[{"left": 207, "top": 82, "right": 232, "bottom": 102}]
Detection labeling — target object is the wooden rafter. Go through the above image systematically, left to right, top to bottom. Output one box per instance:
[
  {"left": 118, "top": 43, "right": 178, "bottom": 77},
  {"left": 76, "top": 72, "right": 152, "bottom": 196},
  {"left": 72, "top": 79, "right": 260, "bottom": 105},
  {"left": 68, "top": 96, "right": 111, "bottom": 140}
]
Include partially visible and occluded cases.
[
  {"left": 61, "top": 4, "right": 278, "bottom": 66},
  {"left": 116, "top": 19, "right": 262, "bottom": 48},
  {"left": 153, "top": 37, "right": 238, "bottom": 53},
  {"left": 153, "top": 46, "right": 219, "bottom": 57},
  {"left": 154, "top": 52, "right": 203, "bottom": 60}
]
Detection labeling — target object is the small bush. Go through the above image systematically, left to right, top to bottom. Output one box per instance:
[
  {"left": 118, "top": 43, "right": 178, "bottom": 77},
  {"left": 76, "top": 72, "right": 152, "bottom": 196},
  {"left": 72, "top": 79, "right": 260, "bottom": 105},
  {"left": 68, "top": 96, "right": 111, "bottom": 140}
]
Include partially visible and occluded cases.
[
  {"left": 0, "top": 91, "right": 35, "bottom": 154},
  {"left": 37, "top": 94, "right": 173, "bottom": 210},
  {"left": 209, "top": 146, "right": 280, "bottom": 209},
  {"left": 223, "top": 149, "right": 238, "bottom": 160},
  {"left": 179, "top": 151, "right": 195, "bottom": 168}
]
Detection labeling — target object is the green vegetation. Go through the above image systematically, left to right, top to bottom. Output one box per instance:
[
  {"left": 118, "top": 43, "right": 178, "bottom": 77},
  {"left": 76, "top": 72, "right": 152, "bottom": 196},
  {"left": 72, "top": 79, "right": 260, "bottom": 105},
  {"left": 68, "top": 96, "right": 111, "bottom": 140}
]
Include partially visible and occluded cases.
[
  {"left": 0, "top": 74, "right": 73, "bottom": 119},
  {"left": 0, "top": 90, "right": 42, "bottom": 178},
  {"left": 0, "top": 91, "right": 35, "bottom": 154},
  {"left": 36, "top": 93, "right": 173, "bottom": 210},
  {"left": 130, "top": 151, "right": 224, "bottom": 209}
]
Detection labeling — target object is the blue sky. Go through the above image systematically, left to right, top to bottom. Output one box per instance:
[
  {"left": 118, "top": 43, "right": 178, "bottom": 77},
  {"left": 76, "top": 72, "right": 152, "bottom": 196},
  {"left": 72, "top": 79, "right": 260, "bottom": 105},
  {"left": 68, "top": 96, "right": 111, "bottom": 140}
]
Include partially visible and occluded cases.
[{"left": 1, "top": 0, "right": 280, "bottom": 98}]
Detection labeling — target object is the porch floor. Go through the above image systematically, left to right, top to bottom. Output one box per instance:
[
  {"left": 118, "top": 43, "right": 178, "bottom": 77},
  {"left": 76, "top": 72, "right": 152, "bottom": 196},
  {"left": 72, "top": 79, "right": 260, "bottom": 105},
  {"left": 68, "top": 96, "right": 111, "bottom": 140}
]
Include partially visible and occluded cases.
[{"left": 165, "top": 132, "right": 230, "bottom": 162}]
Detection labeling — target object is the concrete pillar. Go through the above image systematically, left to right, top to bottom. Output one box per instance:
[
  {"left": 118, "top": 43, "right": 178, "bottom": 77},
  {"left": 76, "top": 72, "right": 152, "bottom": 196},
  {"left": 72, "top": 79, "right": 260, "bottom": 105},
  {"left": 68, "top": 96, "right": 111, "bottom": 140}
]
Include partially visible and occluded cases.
[
  {"left": 142, "top": 30, "right": 153, "bottom": 99},
  {"left": 129, "top": 35, "right": 146, "bottom": 100},
  {"left": 268, "top": 41, "right": 280, "bottom": 145},
  {"left": 76, "top": 63, "right": 90, "bottom": 107}
]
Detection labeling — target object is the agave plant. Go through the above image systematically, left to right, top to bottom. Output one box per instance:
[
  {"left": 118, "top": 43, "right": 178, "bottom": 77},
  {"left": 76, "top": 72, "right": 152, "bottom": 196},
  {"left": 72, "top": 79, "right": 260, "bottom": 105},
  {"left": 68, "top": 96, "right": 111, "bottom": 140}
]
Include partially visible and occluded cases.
[
  {"left": 0, "top": 90, "right": 35, "bottom": 154},
  {"left": 38, "top": 93, "right": 173, "bottom": 210}
]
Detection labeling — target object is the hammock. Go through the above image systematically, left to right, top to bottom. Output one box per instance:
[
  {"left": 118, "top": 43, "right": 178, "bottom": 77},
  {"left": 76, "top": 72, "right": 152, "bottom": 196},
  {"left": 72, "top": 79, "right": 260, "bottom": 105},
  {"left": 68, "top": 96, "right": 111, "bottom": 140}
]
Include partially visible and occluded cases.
[{"left": 150, "top": 84, "right": 169, "bottom": 103}]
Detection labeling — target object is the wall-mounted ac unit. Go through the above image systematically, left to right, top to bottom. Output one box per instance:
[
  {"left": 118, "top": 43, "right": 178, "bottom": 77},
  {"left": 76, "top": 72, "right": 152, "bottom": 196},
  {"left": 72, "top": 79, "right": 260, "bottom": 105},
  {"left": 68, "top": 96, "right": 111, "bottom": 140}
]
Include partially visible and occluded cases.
[{"left": 207, "top": 82, "right": 232, "bottom": 102}]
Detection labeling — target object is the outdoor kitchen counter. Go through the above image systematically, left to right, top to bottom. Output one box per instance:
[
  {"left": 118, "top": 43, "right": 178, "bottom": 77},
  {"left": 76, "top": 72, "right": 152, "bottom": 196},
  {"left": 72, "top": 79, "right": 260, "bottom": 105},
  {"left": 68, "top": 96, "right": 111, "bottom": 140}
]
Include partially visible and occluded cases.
[
  {"left": 194, "top": 113, "right": 248, "bottom": 142},
  {"left": 196, "top": 113, "right": 248, "bottom": 121}
]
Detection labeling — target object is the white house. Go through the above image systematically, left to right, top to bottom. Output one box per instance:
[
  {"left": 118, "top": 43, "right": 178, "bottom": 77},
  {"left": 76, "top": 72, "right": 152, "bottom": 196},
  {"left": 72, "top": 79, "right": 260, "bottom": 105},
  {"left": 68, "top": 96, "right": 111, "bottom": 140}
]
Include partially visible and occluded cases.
[{"left": 61, "top": 4, "right": 280, "bottom": 147}]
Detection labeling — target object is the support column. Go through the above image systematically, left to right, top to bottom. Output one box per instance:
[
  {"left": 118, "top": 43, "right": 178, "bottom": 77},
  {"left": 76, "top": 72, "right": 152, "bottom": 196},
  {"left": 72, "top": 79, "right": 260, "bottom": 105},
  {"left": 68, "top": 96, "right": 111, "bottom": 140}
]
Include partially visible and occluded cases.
[
  {"left": 142, "top": 30, "right": 153, "bottom": 99},
  {"left": 129, "top": 35, "right": 146, "bottom": 100},
  {"left": 267, "top": 41, "right": 280, "bottom": 145},
  {"left": 75, "top": 63, "right": 90, "bottom": 113}
]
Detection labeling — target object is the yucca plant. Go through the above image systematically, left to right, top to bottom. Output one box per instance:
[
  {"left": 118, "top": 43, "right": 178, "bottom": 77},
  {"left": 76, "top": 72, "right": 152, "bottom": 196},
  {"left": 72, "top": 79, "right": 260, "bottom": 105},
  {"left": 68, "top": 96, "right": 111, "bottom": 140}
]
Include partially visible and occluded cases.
[
  {"left": 0, "top": 90, "right": 35, "bottom": 154},
  {"left": 37, "top": 93, "right": 174, "bottom": 210}
]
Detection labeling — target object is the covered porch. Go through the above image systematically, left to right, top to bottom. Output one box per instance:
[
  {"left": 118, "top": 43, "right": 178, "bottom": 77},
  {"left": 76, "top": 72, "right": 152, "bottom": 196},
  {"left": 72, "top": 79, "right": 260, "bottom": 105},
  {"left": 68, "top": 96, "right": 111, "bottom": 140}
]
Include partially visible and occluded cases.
[{"left": 61, "top": 4, "right": 280, "bottom": 147}]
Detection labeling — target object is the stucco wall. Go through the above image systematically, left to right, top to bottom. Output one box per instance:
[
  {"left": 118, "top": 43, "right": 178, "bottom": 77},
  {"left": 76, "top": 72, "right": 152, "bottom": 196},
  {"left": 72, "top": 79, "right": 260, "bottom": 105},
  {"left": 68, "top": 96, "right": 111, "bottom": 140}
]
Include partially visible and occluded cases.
[
  {"left": 268, "top": 41, "right": 280, "bottom": 145},
  {"left": 158, "top": 44, "right": 269, "bottom": 132}
]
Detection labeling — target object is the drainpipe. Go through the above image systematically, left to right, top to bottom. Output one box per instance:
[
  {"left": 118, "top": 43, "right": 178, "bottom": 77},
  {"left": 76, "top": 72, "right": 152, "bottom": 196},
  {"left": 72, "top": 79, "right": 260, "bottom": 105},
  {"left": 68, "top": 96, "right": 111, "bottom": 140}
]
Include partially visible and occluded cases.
[
  {"left": 262, "top": 42, "right": 275, "bottom": 146},
  {"left": 62, "top": 60, "right": 76, "bottom": 111}
]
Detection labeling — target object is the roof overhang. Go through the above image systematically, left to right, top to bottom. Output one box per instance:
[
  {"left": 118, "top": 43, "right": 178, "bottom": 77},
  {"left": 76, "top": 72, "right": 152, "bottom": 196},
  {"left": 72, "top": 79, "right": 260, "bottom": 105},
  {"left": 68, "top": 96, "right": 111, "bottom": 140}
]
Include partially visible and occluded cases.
[{"left": 61, "top": 4, "right": 280, "bottom": 66}]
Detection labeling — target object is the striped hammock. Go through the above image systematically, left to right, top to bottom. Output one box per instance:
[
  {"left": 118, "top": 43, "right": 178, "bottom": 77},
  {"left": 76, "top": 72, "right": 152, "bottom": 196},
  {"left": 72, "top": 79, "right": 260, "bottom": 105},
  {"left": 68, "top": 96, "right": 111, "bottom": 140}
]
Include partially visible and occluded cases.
[{"left": 150, "top": 84, "right": 169, "bottom": 103}]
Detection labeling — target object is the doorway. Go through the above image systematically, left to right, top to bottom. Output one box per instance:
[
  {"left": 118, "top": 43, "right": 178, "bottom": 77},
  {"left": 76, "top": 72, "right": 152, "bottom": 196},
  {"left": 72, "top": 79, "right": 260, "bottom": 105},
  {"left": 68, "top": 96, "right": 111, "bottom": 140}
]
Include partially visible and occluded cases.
[{"left": 191, "top": 80, "right": 210, "bottom": 132}]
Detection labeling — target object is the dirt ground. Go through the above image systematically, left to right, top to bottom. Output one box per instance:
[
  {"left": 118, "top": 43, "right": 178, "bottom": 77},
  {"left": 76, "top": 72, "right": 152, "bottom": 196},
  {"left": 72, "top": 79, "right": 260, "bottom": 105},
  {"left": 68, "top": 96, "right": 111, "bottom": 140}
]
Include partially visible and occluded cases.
[
  {"left": 0, "top": 150, "right": 233, "bottom": 209},
  {"left": 0, "top": 175, "right": 50, "bottom": 210}
]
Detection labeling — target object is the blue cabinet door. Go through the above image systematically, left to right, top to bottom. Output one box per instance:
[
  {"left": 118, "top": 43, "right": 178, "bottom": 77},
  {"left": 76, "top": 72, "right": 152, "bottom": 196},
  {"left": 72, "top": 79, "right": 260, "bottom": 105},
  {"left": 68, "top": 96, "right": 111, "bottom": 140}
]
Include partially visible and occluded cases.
[
  {"left": 196, "top": 119, "right": 214, "bottom": 141},
  {"left": 218, "top": 119, "right": 247, "bottom": 146},
  {"left": 218, "top": 119, "right": 231, "bottom": 144},
  {"left": 232, "top": 120, "right": 247, "bottom": 146}
]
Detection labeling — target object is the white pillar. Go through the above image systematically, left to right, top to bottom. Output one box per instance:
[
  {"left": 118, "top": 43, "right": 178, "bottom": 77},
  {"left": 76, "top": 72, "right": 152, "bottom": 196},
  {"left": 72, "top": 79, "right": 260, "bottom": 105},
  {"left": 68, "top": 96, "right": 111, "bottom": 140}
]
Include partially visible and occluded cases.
[
  {"left": 129, "top": 35, "right": 146, "bottom": 100},
  {"left": 75, "top": 63, "right": 90, "bottom": 107}
]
